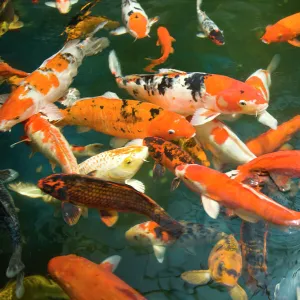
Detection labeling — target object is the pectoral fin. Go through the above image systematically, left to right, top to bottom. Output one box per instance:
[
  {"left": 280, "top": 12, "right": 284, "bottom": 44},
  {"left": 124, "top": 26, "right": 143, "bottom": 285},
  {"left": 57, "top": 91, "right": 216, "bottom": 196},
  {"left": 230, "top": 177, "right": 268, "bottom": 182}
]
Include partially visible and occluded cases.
[
  {"left": 70, "top": 0, "right": 78, "bottom": 4},
  {"left": 45, "top": 1, "right": 56, "bottom": 8},
  {"left": 149, "top": 16, "right": 159, "bottom": 27},
  {"left": 9, "top": 20, "right": 24, "bottom": 30},
  {"left": 110, "top": 26, "right": 128, "bottom": 36},
  {"left": 196, "top": 32, "right": 207, "bottom": 38},
  {"left": 288, "top": 38, "right": 300, "bottom": 47},
  {"left": 156, "top": 39, "right": 160, "bottom": 46},
  {"left": 170, "top": 47, "right": 175, "bottom": 54},
  {"left": 158, "top": 68, "right": 186, "bottom": 74},
  {"left": 0, "top": 93, "right": 10, "bottom": 104},
  {"left": 40, "top": 103, "right": 62, "bottom": 121},
  {"left": 190, "top": 108, "right": 220, "bottom": 126},
  {"left": 257, "top": 110, "right": 278, "bottom": 130},
  {"left": 110, "top": 137, "right": 129, "bottom": 148},
  {"left": 269, "top": 172, "right": 291, "bottom": 192},
  {"left": 171, "top": 177, "right": 181, "bottom": 191},
  {"left": 125, "top": 179, "right": 145, "bottom": 193},
  {"left": 201, "top": 195, "right": 220, "bottom": 219},
  {"left": 61, "top": 202, "right": 82, "bottom": 226},
  {"left": 98, "top": 209, "right": 119, "bottom": 227},
  {"left": 234, "top": 209, "right": 260, "bottom": 223},
  {"left": 153, "top": 245, "right": 166, "bottom": 263},
  {"left": 99, "top": 255, "right": 121, "bottom": 272},
  {"left": 181, "top": 270, "right": 211, "bottom": 285},
  {"left": 228, "top": 284, "right": 248, "bottom": 300}
]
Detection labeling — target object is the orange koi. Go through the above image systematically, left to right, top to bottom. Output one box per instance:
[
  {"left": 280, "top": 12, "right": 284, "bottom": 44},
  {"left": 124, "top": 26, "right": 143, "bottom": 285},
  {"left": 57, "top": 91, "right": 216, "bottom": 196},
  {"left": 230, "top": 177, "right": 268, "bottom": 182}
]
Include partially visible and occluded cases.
[
  {"left": 261, "top": 13, "right": 300, "bottom": 47},
  {"left": 0, "top": 26, "right": 109, "bottom": 132},
  {"left": 144, "top": 27, "right": 175, "bottom": 72},
  {"left": 0, "top": 59, "right": 28, "bottom": 83},
  {"left": 57, "top": 97, "right": 196, "bottom": 140},
  {"left": 23, "top": 113, "right": 79, "bottom": 174},
  {"left": 246, "top": 115, "right": 300, "bottom": 156},
  {"left": 71, "top": 143, "right": 103, "bottom": 158},
  {"left": 175, "top": 164, "right": 300, "bottom": 227},
  {"left": 48, "top": 254, "right": 146, "bottom": 300}
]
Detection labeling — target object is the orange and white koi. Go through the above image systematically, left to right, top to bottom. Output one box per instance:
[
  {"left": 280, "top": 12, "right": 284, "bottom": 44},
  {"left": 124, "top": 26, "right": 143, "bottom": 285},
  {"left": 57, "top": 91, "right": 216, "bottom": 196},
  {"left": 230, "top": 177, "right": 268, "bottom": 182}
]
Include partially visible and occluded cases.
[
  {"left": 45, "top": 0, "right": 78, "bottom": 14},
  {"left": 110, "top": 0, "right": 159, "bottom": 40},
  {"left": 196, "top": 0, "right": 225, "bottom": 45},
  {"left": 261, "top": 13, "right": 300, "bottom": 47},
  {"left": 0, "top": 24, "right": 109, "bottom": 132},
  {"left": 144, "top": 27, "right": 175, "bottom": 72},
  {"left": 109, "top": 50, "right": 269, "bottom": 127},
  {"left": 57, "top": 96, "right": 196, "bottom": 140},
  {"left": 23, "top": 113, "right": 79, "bottom": 174},
  {"left": 71, "top": 143, "right": 103, "bottom": 158},
  {"left": 175, "top": 164, "right": 300, "bottom": 227}
]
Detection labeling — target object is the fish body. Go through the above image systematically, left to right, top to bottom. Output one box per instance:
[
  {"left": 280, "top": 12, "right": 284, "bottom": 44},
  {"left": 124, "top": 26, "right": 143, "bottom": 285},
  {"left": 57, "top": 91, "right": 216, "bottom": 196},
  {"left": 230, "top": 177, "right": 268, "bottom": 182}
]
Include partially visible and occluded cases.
[
  {"left": 0, "top": 0, "right": 23, "bottom": 37},
  {"left": 45, "top": 0, "right": 78, "bottom": 14},
  {"left": 111, "top": 0, "right": 159, "bottom": 39},
  {"left": 196, "top": 0, "right": 224, "bottom": 45},
  {"left": 261, "top": 13, "right": 300, "bottom": 47},
  {"left": 144, "top": 26, "right": 176, "bottom": 72},
  {"left": 0, "top": 30, "right": 109, "bottom": 132},
  {"left": 109, "top": 50, "right": 268, "bottom": 126},
  {"left": 58, "top": 96, "right": 196, "bottom": 140},
  {"left": 24, "top": 113, "right": 79, "bottom": 173},
  {"left": 246, "top": 115, "right": 300, "bottom": 156},
  {"left": 195, "top": 119, "right": 256, "bottom": 170},
  {"left": 143, "top": 137, "right": 195, "bottom": 178},
  {"left": 71, "top": 143, "right": 103, "bottom": 158},
  {"left": 235, "top": 150, "right": 300, "bottom": 183},
  {"left": 175, "top": 164, "right": 300, "bottom": 227},
  {"left": 0, "top": 169, "right": 24, "bottom": 298},
  {"left": 38, "top": 173, "right": 184, "bottom": 237},
  {"left": 181, "top": 235, "right": 247, "bottom": 300},
  {"left": 48, "top": 254, "right": 146, "bottom": 300},
  {"left": 0, "top": 275, "right": 68, "bottom": 300}
]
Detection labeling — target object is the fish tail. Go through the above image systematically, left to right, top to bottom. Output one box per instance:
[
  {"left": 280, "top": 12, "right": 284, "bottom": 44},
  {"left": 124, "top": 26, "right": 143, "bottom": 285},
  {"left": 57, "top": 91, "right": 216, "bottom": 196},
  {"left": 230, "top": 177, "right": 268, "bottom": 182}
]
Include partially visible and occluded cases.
[
  {"left": 196, "top": 0, "right": 203, "bottom": 13},
  {"left": 109, "top": 50, "right": 123, "bottom": 78},
  {"left": 267, "top": 54, "right": 280, "bottom": 74},
  {"left": 85, "top": 143, "right": 104, "bottom": 155},
  {"left": 0, "top": 169, "right": 19, "bottom": 183},
  {"left": 6, "top": 244, "right": 25, "bottom": 278},
  {"left": 15, "top": 271, "right": 25, "bottom": 299}
]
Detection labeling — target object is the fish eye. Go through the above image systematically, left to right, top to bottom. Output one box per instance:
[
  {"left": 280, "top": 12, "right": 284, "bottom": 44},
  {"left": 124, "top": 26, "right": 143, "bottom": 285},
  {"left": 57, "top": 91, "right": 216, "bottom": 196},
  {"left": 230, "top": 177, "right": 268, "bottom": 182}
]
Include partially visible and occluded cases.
[
  {"left": 239, "top": 100, "right": 247, "bottom": 106},
  {"left": 168, "top": 129, "right": 175, "bottom": 134},
  {"left": 124, "top": 157, "right": 132, "bottom": 165}
]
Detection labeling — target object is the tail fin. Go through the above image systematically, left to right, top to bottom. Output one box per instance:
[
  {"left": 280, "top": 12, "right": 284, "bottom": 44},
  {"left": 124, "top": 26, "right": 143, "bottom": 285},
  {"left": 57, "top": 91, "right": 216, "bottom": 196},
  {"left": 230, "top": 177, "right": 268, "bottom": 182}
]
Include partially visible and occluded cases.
[
  {"left": 196, "top": 0, "right": 203, "bottom": 13},
  {"left": 108, "top": 50, "right": 122, "bottom": 77},
  {"left": 267, "top": 54, "right": 280, "bottom": 74},
  {"left": 84, "top": 143, "right": 104, "bottom": 156},
  {"left": 0, "top": 169, "right": 19, "bottom": 184},
  {"left": 6, "top": 245, "right": 25, "bottom": 278},
  {"left": 15, "top": 271, "right": 25, "bottom": 299}
]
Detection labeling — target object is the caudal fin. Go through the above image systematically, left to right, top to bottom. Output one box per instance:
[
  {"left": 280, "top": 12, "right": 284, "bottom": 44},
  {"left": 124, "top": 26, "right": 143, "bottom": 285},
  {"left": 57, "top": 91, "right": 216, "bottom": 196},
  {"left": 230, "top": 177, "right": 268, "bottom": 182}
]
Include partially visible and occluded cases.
[
  {"left": 196, "top": 0, "right": 203, "bottom": 13},
  {"left": 108, "top": 50, "right": 122, "bottom": 77},
  {"left": 267, "top": 54, "right": 280, "bottom": 74},
  {"left": 0, "top": 169, "right": 19, "bottom": 184},
  {"left": 6, "top": 245, "right": 25, "bottom": 278}
]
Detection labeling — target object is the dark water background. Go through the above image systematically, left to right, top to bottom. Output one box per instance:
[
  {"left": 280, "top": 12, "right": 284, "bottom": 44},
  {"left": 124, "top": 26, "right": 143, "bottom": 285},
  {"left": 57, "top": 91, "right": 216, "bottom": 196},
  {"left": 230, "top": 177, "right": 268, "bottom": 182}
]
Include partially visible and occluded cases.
[{"left": 0, "top": 0, "right": 300, "bottom": 299}]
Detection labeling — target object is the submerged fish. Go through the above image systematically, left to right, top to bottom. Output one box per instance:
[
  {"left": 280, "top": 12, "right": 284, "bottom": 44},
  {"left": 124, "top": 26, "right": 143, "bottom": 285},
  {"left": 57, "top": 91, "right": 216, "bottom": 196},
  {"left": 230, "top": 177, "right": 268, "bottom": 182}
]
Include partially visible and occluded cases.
[
  {"left": 45, "top": 0, "right": 78, "bottom": 14},
  {"left": 111, "top": 0, "right": 159, "bottom": 39},
  {"left": 196, "top": 0, "right": 224, "bottom": 45},
  {"left": 261, "top": 13, "right": 300, "bottom": 47},
  {"left": 0, "top": 24, "right": 109, "bottom": 132},
  {"left": 109, "top": 50, "right": 270, "bottom": 127},
  {"left": 0, "top": 58, "right": 28, "bottom": 85},
  {"left": 57, "top": 96, "right": 196, "bottom": 140},
  {"left": 71, "top": 143, "right": 103, "bottom": 158},
  {"left": 0, "top": 169, "right": 24, "bottom": 298},
  {"left": 38, "top": 173, "right": 184, "bottom": 237},
  {"left": 181, "top": 235, "right": 247, "bottom": 300},
  {"left": 48, "top": 254, "right": 146, "bottom": 300},
  {"left": 0, "top": 275, "right": 68, "bottom": 300}
]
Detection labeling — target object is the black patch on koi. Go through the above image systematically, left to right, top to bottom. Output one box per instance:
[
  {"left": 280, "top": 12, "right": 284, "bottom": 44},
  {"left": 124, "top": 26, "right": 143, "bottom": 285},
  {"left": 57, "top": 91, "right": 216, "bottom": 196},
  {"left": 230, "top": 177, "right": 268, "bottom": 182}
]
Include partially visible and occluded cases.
[
  {"left": 128, "top": 10, "right": 134, "bottom": 16},
  {"left": 61, "top": 53, "right": 76, "bottom": 64},
  {"left": 184, "top": 73, "right": 206, "bottom": 102},
  {"left": 158, "top": 76, "right": 173, "bottom": 96},
  {"left": 136, "top": 78, "right": 141, "bottom": 85},
  {"left": 133, "top": 89, "right": 139, "bottom": 97},
  {"left": 240, "top": 90, "right": 244, "bottom": 94},
  {"left": 100, "top": 106, "right": 104, "bottom": 109},
  {"left": 149, "top": 108, "right": 161, "bottom": 121},
  {"left": 84, "top": 118, "right": 87, "bottom": 121},
  {"left": 120, "top": 128, "right": 126, "bottom": 133},
  {"left": 154, "top": 226, "right": 163, "bottom": 239},
  {"left": 217, "top": 262, "right": 225, "bottom": 276},
  {"left": 226, "top": 269, "right": 239, "bottom": 278}
]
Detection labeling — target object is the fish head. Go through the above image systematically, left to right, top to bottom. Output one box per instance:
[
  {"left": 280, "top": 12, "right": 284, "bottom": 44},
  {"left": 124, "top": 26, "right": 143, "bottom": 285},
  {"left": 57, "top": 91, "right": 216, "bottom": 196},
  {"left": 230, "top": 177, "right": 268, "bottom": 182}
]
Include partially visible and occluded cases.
[
  {"left": 57, "top": 0, "right": 72, "bottom": 14},
  {"left": 128, "top": 12, "right": 148, "bottom": 39},
  {"left": 0, "top": 22, "right": 9, "bottom": 37},
  {"left": 261, "top": 24, "right": 293, "bottom": 44},
  {"left": 208, "top": 29, "right": 225, "bottom": 46},
  {"left": 216, "top": 85, "right": 268, "bottom": 116},
  {"left": 148, "top": 113, "right": 196, "bottom": 140},
  {"left": 107, "top": 146, "right": 148, "bottom": 181},
  {"left": 38, "top": 173, "right": 67, "bottom": 200}
]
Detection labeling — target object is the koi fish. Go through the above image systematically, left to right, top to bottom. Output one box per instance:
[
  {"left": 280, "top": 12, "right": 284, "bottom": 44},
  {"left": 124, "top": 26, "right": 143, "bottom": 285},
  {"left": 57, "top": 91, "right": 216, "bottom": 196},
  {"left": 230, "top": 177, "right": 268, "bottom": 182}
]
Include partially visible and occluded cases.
[
  {"left": 45, "top": 0, "right": 78, "bottom": 14},
  {"left": 111, "top": 0, "right": 159, "bottom": 39},
  {"left": 196, "top": 0, "right": 225, "bottom": 45},
  {"left": 261, "top": 13, "right": 300, "bottom": 47},
  {"left": 0, "top": 24, "right": 109, "bottom": 132},
  {"left": 144, "top": 26, "right": 176, "bottom": 72},
  {"left": 109, "top": 50, "right": 269, "bottom": 126},
  {"left": 0, "top": 58, "right": 28, "bottom": 85},
  {"left": 57, "top": 96, "right": 196, "bottom": 140},
  {"left": 23, "top": 113, "right": 79, "bottom": 174},
  {"left": 246, "top": 115, "right": 300, "bottom": 157},
  {"left": 195, "top": 119, "right": 256, "bottom": 170},
  {"left": 143, "top": 137, "right": 195, "bottom": 179},
  {"left": 71, "top": 143, "right": 103, "bottom": 158},
  {"left": 79, "top": 145, "right": 148, "bottom": 198},
  {"left": 234, "top": 151, "right": 300, "bottom": 185},
  {"left": 174, "top": 164, "right": 300, "bottom": 227},
  {"left": 0, "top": 169, "right": 25, "bottom": 299},
  {"left": 38, "top": 173, "right": 184, "bottom": 237},
  {"left": 126, "top": 221, "right": 227, "bottom": 263},
  {"left": 181, "top": 235, "right": 247, "bottom": 300},
  {"left": 48, "top": 255, "right": 146, "bottom": 300},
  {"left": 0, "top": 275, "right": 68, "bottom": 300}
]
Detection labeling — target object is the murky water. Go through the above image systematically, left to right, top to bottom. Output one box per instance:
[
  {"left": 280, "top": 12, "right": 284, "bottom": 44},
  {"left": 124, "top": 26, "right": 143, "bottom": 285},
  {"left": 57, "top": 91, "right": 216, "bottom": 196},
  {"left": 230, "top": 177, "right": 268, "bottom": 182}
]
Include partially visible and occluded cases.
[{"left": 0, "top": 0, "right": 300, "bottom": 299}]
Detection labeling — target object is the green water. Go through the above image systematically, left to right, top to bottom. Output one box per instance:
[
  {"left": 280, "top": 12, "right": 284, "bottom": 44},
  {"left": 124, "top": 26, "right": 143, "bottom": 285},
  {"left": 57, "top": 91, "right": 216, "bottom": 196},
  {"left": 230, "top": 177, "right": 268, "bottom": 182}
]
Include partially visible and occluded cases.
[{"left": 0, "top": 0, "right": 300, "bottom": 299}]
